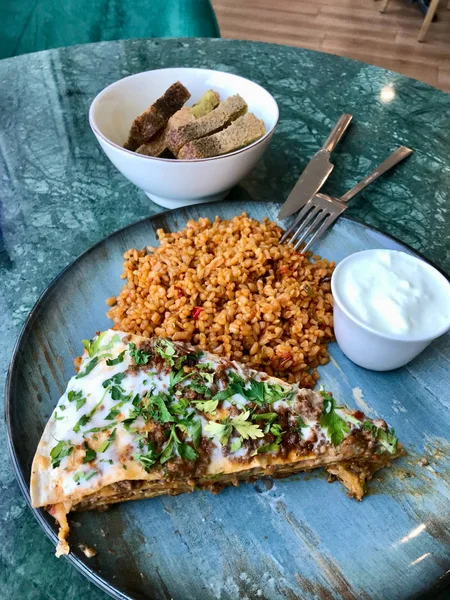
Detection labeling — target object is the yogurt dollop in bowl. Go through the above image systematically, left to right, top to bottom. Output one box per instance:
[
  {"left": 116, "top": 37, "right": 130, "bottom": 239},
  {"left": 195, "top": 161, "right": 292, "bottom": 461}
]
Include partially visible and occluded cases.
[{"left": 331, "top": 249, "right": 450, "bottom": 371}]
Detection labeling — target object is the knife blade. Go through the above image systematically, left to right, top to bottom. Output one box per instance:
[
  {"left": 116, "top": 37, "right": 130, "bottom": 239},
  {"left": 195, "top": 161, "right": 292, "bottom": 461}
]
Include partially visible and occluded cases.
[{"left": 277, "top": 113, "right": 352, "bottom": 220}]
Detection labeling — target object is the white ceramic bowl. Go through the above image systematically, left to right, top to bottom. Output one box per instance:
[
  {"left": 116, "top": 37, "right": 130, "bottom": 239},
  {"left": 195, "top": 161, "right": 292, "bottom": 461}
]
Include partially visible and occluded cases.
[
  {"left": 89, "top": 67, "right": 279, "bottom": 209},
  {"left": 331, "top": 250, "right": 450, "bottom": 371}
]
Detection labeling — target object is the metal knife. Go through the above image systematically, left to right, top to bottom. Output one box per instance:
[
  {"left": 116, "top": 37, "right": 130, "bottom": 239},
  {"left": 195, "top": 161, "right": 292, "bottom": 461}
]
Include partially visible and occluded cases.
[{"left": 277, "top": 113, "right": 352, "bottom": 220}]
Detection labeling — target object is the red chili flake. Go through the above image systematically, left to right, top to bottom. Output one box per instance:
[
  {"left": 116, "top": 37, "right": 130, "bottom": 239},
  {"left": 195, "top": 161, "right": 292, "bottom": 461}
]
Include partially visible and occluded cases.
[
  {"left": 280, "top": 266, "right": 289, "bottom": 275},
  {"left": 174, "top": 286, "right": 184, "bottom": 298},
  {"left": 191, "top": 306, "right": 203, "bottom": 319},
  {"left": 278, "top": 352, "right": 293, "bottom": 368},
  {"left": 353, "top": 410, "right": 365, "bottom": 421}
]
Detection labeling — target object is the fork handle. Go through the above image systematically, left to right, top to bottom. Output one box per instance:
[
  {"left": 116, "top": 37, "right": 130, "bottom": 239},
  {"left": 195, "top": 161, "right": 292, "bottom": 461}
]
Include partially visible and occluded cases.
[
  {"left": 322, "top": 114, "right": 353, "bottom": 153},
  {"left": 340, "top": 146, "right": 413, "bottom": 204}
]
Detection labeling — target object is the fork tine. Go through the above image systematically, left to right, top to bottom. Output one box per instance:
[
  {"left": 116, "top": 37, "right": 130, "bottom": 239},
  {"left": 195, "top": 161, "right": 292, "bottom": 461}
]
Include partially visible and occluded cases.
[
  {"left": 280, "top": 200, "right": 316, "bottom": 243},
  {"left": 288, "top": 206, "right": 321, "bottom": 247},
  {"left": 293, "top": 210, "right": 328, "bottom": 250},
  {"left": 302, "top": 211, "right": 341, "bottom": 252}
]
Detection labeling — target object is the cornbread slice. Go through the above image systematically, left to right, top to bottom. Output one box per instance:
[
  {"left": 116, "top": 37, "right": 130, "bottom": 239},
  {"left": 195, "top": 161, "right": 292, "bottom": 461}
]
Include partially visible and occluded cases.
[
  {"left": 124, "top": 82, "right": 190, "bottom": 151},
  {"left": 136, "top": 91, "right": 220, "bottom": 157},
  {"left": 167, "top": 94, "right": 248, "bottom": 155},
  {"left": 178, "top": 113, "right": 266, "bottom": 159}
]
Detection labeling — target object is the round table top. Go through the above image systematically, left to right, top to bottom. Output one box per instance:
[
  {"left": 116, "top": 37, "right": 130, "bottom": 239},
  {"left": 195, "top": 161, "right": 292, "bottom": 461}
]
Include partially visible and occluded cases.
[{"left": 1, "top": 38, "right": 449, "bottom": 600}]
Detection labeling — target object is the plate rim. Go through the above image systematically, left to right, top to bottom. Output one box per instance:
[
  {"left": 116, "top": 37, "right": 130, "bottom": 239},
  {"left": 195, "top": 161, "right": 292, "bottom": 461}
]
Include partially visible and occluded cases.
[{"left": 5, "top": 200, "right": 449, "bottom": 600}]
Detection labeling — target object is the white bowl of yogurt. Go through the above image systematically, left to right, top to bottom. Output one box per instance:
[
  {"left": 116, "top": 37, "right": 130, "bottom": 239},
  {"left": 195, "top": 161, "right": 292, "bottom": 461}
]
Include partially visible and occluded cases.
[{"left": 331, "top": 249, "right": 450, "bottom": 371}]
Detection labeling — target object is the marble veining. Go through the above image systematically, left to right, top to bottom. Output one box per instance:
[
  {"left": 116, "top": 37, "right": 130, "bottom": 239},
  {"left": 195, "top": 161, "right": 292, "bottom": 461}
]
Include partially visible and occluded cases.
[{"left": 1, "top": 38, "right": 450, "bottom": 600}]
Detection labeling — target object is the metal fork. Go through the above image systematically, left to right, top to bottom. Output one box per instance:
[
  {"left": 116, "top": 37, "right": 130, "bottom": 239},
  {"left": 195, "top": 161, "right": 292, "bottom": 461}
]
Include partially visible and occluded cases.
[{"left": 280, "top": 146, "right": 413, "bottom": 252}]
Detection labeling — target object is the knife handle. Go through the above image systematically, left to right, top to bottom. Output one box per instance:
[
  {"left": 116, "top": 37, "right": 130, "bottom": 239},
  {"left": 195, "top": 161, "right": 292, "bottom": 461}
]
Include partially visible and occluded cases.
[
  {"left": 322, "top": 114, "right": 352, "bottom": 153},
  {"left": 340, "top": 146, "right": 413, "bottom": 204}
]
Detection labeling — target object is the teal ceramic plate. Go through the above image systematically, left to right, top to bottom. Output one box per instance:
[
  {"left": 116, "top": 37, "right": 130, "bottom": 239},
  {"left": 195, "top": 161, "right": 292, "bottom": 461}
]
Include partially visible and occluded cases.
[{"left": 6, "top": 201, "right": 450, "bottom": 600}]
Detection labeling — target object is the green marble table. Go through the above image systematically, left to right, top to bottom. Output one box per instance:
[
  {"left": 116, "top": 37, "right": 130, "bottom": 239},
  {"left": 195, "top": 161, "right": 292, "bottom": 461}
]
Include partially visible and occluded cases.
[{"left": 1, "top": 38, "right": 450, "bottom": 600}]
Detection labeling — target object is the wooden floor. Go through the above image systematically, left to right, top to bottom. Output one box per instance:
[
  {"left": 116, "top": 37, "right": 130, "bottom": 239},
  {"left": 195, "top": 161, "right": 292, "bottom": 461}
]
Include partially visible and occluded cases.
[{"left": 212, "top": 0, "right": 450, "bottom": 93}]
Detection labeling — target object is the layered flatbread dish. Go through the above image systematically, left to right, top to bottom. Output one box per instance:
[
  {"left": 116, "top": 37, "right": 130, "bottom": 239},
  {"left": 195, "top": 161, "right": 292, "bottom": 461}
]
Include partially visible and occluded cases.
[{"left": 31, "top": 330, "right": 401, "bottom": 556}]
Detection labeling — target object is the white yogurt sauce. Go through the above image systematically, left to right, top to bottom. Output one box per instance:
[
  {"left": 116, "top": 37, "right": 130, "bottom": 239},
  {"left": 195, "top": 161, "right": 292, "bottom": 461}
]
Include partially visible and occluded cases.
[{"left": 333, "top": 250, "right": 450, "bottom": 338}]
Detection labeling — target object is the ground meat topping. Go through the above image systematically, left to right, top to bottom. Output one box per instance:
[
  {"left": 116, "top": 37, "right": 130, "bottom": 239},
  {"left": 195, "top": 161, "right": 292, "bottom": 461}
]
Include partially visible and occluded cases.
[{"left": 292, "top": 389, "right": 324, "bottom": 422}]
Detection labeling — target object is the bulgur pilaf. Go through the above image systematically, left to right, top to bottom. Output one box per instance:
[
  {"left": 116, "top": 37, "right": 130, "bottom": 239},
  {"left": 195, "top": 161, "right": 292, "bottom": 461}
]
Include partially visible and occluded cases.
[{"left": 107, "top": 214, "right": 335, "bottom": 387}]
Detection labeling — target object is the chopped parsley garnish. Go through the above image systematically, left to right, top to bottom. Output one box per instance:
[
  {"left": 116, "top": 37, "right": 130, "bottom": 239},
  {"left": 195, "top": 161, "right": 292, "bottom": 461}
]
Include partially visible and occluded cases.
[
  {"left": 82, "top": 332, "right": 107, "bottom": 357},
  {"left": 82, "top": 332, "right": 120, "bottom": 357},
  {"left": 154, "top": 339, "right": 177, "bottom": 366},
  {"left": 128, "top": 343, "right": 152, "bottom": 365},
  {"left": 106, "top": 350, "right": 126, "bottom": 366},
  {"left": 188, "top": 351, "right": 203, "bottom": 361},
  {"left": 174, "top": 355, "right": 186, "bottom": 370},
  {"left": 75, "top": 357, "right": 99, "bottom": 379},
  {"left": 168, "top": 368, "right": 190, "bottom": 393},
  {"left": 199, "top": 371, "right": 214, "bottom": 383},
  {"left": 102, "top": 372, "right": 126, "bottom": 388},
  {"left": 102, "top": 372, "right": 129, "bottom": 403},
  {"left": 215, "top": 373, "right": 292, "bottom": 407},
  {"left": 186, "top": 380, "right": 212, "bottom": 398},
  {"left": 245, "top": 380, "right": 292, "bottom": 405},
  {"left": 245, "top": 380, "right": 265, "bottom": 404},
  {"left": 263, "top": 383, "right": 293, "bottom": 404},
  {"left": 212, "top": 387, "right": 239, "bottom": 403},
  {"left": 68, "top": 390, "right": 86, "bottom": 411},
  {"left": 319, "top": 391, "right": 349, "bottom": 446},
  {"left": 141, "top": 392, "right": 174, "bottom": 424},
  {"left": 169, "top": 397, "right": 190, "bottom": 415},
  {"left": 73, "top": 398, "right": 103, "bottom": 433},
  {"left": 104, "top": 398, "right": 128, "bottom": 421},
  {"left": 192, "top": 399, "right": 218, "bottom": 414},
  {"left": 60, "top": 405, "right": 66, "bottom": 411},
  {"left": 105, "top": 407, "right": 120, "bottom": 421},
  {"left": 204, "top": 410, "right": 264, "bottom": 446},
  {"left": 54, "top": 411, "right": 64, "bottom": 420},
  {"left": 232, "top": 411, "right": 265, "bottom": 440},
  {"left": 252, "top": 412, "right": 278, "bottom": 433},
  {"left": 252, "top": 412, "right": 278, "bottom": 421},
  {"left": 73, "top": 414, "right": 91, "bottom": 433},
  {"left": 175, "top": 415, "right": 202, "bottom": 448},
  {"left": 293, "top": 416, "right": 307, "bottom": 437},
  {"left": 295, "top": 416, "right": 307, "bottom": 430},
  {"left": 122, "top": 418, "right": 138, "bottom": 433},
  {"left": 189, "top": 419, "right": 202, "bottom": 448},
  {"left": 203, "top": 420, "right": 232, "bottom": 445},
  {"left": 362, "top": 421, "right": 398, "bottom": 454},
  {"left": 255, "top": 422, "right": 284, "bottom": 455},
  {"left": 270, "top": 423, "right": 283, "bottom": 442},
  {"left": 85, "top": 424, "right": 116, "bottom": 433},
  {"left": 159, "top": 424, "right": 199, "bottom": 464},
  {"left": 98, "top": 428, "right": 117, "bottom": 453},
  {"left": 230, "top": 438, "right": 242, "bottom": 452},
  {"left": 50, "top": 440, "right": 74, "bottom": 468},
  {"left": 178, "top": 441, "right": 198, "bottom": 461},
  {"left": 133, "top": 442, "right": 158, "bottom": 472},
  {"left": 82, "top": 443, "right": 97, "bottom": 463},
  {"left": 256, "top": 443, "right": 281, "bottom": 455},
  {"left": 100, "top": 459, "right": 114, "bottom": 465},
  {"left": 73, "top": 468, "right": 97, "bottom": 483}
]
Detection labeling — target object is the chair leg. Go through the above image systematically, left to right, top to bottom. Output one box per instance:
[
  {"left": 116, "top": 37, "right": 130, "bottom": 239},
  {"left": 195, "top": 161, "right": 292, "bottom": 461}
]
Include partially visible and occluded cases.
[
  {"left": 380, "top": 0, "right": 392, "bottom": 14},
  {"left": 418, "top": 0, "right": 440, "bottom": 41}
]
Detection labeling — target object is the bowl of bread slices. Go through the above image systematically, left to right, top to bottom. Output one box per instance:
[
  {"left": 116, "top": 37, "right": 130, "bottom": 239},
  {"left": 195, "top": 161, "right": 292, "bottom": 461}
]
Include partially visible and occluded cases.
[{"left": 89, "top": 68, "right": 279, "bottom": 208}]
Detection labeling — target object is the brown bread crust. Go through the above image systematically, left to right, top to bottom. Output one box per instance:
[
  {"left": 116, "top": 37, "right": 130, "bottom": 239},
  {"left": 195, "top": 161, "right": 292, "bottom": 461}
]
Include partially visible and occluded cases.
[{"left": 124, "top": 81, "right": 190, "bottom": 151}]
